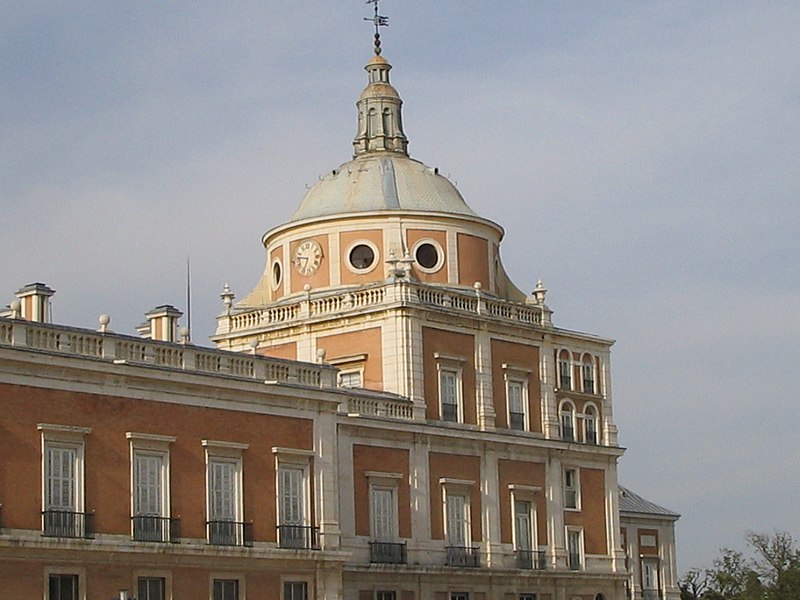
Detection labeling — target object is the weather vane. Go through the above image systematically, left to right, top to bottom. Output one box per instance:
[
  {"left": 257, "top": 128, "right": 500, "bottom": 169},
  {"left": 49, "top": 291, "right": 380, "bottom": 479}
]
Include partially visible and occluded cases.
[{"left": 364, "top": 0, "right": 389, "bottom": 55}]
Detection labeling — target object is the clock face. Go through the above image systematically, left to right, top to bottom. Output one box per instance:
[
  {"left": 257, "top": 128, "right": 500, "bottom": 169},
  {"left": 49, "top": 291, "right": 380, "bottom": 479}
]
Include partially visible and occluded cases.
[{"left": 293, "top": 239, "right": 323, "bottom": 276}]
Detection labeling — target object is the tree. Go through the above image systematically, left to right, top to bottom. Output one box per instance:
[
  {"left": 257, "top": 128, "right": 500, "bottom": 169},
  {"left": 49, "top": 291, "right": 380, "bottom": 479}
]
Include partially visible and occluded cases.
[{"left": 679, "top": 531, "right": 800, "bottom": 600}]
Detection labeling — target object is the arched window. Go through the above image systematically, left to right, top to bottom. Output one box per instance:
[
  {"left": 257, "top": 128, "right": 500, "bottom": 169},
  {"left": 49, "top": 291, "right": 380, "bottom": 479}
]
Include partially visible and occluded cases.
[
  {"left": 558, "top": 350, "right": 572, "bottom": 391},
  {"left": 582, "top": 354, "right": 595, "bottom": 394},
  {"left": 560, "top": 400, "right": 575, "bottom": 441},
  {"left": 584, "top": 404, "right": 599, "bottom": 445}
]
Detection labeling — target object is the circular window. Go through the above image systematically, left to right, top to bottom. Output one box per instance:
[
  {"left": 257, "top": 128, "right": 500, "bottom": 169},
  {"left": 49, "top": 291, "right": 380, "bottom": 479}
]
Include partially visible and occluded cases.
[
  {"left": 413, "top": 240, "right": 444, "bottom": 273},
  {"left": 347, "top": 242, "right": 378, "bottom": 273},
  {"left": 271, "top": 259, "right": 282, "bottom": 290}
]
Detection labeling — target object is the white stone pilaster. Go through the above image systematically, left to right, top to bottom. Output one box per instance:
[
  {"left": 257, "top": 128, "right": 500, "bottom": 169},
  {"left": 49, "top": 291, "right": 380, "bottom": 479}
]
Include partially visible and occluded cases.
[
  {"left": 474, "top": 327, "right": 495, "bottom": 430},
  {"left": 315, "top": 409, "right": 340, "bottom": 550},
  {"left": 409, "top": 434, "right": 431, "bottom": 544},
  {"left": 481, "top": 445, "right": 503, "bottom": 566},
  {"left": 547, "top": 453, "right": 566, "bottom": 568}
]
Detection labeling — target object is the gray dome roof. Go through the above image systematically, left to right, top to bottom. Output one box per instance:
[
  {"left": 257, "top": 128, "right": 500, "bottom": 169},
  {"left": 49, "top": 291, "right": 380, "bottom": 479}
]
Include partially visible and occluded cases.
[
  {"left": 291, "top": 153, "right": 477, "bottom": 221},
  {"left": 291, "top": 154, "right": 477, "bottom": 222}
]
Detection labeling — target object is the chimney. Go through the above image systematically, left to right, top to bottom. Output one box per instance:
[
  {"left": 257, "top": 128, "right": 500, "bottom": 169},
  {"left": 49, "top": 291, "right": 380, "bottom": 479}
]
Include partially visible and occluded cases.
[
  {"left": 15, "top": 283, "right": 55, "bottom": 323},
  {"left": 142, "top": 305, "right": 183, "bottom": 342}
]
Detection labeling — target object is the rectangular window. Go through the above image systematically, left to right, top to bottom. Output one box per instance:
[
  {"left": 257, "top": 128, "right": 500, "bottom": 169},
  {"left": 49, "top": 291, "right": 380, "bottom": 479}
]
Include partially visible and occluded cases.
[
  {"left": 440, "top": 368, "right": 461, "bottom": 422},
  {"left": 338, "top": 370, "right": 363, "bottom": 388},
  {"left": 507, "top": 379, "right": 526, "bottom": 431},
  {"left": 41, "top": 426, "right": 88, "bottom": 539},
  {"left": 133, "top": 452, "right": 169, "bottom": 541},
  {"left": 209, "top": 459, "right": 239, "bottom": 521},
  {"left": 278, "top": 463, "right": 311, "bottom": 548},
  {"left": 564, "top": 469, "right": 579, "bottom": 510},
  {"left": 370, "top": 486, "right": 396, "bottom": 541},
  {"left": 446, "top": 493, "right": 469, "bottom": 547},
  {"left": 514, "top": 500, "right": 533, "bottom": 551},
  {"left": 567, "top": 528, "right": 583, "bottom": 570},
  {"left": 48, "top": 574, "right": 78, "bottom": 600},
  {"left": 138, "top": 577, "right": 165, "bottom": 600},
  {"left": 213, "top": 579, "right": 239, "bottom": 600},
  {"left": 284, "top": 581, "right": 307, "bottom": 600},
  {"left": 376, "top": 593, "right": 396, "bottom": 600},
  {"left": 450, "top": 594, "right": 469, "bottom": 600},
  {"left": 520, "top": 595, "right": 537, "bottom": 600}
]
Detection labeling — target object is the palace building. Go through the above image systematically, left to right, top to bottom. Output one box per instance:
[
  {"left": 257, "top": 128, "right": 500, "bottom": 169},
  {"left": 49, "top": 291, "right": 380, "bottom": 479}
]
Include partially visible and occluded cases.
[{"left": 0, "top": 17, "right": 679, "bottom": 600}]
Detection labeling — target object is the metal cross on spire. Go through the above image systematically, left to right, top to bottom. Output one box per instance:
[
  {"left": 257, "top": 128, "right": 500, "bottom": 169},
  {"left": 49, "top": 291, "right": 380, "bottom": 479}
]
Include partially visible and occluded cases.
[{"left": 364, "top": 0, "right": 389, "bottom": 55}]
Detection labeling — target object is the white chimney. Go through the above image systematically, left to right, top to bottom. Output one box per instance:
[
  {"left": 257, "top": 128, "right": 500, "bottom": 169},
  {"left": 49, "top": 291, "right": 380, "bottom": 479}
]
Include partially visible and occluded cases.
[
  {"left": 15, "top": 283, "right": 55, "bottom": 323},
  {"left": 143, "top": 305, "right": 183, "bottom": 342}
]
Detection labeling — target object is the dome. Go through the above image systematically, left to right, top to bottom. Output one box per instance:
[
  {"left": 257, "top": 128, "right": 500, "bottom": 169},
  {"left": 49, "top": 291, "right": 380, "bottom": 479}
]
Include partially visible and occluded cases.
[{"left": 290, "top": 154, "right": 477, "bottom": 221}]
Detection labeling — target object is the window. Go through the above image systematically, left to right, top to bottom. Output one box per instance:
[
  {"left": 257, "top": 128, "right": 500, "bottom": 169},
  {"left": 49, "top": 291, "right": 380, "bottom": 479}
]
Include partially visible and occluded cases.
[
  {"left": 413, "top": 240, "right": 443, "bottom": 272},
  {"left": 348, "top": 243, "right": 377, "bottom": 271},
  {"left": 558, "top": 353, "right": 572, "bottom": 390},
  {"left": 582, "top": 357, "right": 595, "bottom": 394},
  {"left": 440, "top": 368, "right": 461, "bottom": 422},
  {"left": 338, "top": 369, "right": 363, "bottom": 388},
  {"left": 507, "top": 378, "right": 527, "bottom": 431},
  {"left": 559, "top": 401, "right": 576, "bottom": 441},
  {"left": 584, "top": 405, "right": 598, "bottom": 445},
  {"left": 40, "top": 424, "right": 90, "bottom": 538},
  {"left": 128, "top": 433, "right": 175, "bottom": 542},
  {"left": 204, "top": 440, "right": 248, "bottom": 546},
  {"left": 274, "top": 448, "right": 315, "bottom": 549},
  {"left": 564, "top": 469, "right": 579, "bottom": 510},
  {"left": 442, "top": 479, "right": 479, "bottom": 567},
  {"left": 371, "top": 486, "right": 396, "bottom": 541},
  {"left": 514, "top": 499, "right": 533, "bottom": 558},
  {"left": 567, "top": 528, "right": 583, "bottom": 570},
  {"left": 642, "top": 559, "right": 660, "bottom": 597},
  {"left": 48, "top": 574, "right": 78, "bottom": 600},
  {"left": 138, "top": 577, "right": 165, "bottom": 600},
  {"left": 213, "top": 579, "right": 239, "bottom": 600},
  {"left": 284, "top": 581, "right": 307, "bottom": 600},
  {"left": 376, "top": 593, "right": 396, "bottom": 600},
  {"left": 450, "top": 594, "right": 469, "bottom": 600},
  {"left": 520, "top": 595, "right": 538, "bottom": 600}
]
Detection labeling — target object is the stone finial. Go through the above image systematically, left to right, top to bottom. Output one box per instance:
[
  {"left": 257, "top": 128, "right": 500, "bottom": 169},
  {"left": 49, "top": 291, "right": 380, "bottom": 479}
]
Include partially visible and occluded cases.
[
  {"left": 533, "top": 279, "right": 548, "bottom": 305},
  {"left": 220, "top": 284, "right": 235, "bottom": 314},
  {"left": 98, "top": 314, "right": 111, "bottom": 333}
]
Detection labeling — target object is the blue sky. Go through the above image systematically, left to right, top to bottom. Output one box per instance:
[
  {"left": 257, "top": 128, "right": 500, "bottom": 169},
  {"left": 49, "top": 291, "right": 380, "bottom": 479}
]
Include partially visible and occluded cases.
[{"left": 2, "top": 1, "right": 799, "bottom": 571}]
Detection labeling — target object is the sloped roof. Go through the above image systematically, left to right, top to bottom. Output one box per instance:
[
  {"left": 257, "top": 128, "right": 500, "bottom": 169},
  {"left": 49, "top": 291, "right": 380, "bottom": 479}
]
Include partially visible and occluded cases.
[{"left": 619, "top": 485, "right": 680, "bottom": 518}]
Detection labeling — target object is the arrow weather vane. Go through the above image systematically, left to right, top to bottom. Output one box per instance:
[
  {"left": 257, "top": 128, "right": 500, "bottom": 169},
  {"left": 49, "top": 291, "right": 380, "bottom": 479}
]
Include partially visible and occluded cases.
[{"left": 364, "top": 0, "right": 389, "bottom": 55}]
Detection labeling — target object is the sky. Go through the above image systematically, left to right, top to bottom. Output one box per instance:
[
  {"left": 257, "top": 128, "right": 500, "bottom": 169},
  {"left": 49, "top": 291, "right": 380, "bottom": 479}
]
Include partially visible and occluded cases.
[{"left": 2, "top": 1, "right": 799, "bottom": 572}]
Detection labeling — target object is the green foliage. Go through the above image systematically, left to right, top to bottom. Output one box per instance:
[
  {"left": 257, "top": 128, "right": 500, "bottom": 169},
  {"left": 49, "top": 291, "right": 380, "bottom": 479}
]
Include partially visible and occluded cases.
[{"left": 679, "top": 532, "right": 800, "bottom": 600}]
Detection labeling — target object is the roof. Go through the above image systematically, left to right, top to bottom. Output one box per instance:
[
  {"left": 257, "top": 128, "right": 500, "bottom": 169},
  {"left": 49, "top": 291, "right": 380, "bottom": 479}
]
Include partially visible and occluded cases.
[
  {"left": 290, "top": 154, "right": 479, "bottom": 221},
  {"left": 619, "top": 485, "right": 680, "bottom": 518}
]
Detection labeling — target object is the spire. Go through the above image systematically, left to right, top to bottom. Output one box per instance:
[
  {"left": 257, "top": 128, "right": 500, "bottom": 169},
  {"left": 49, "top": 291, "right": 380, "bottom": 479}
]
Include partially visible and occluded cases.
[{"left": 354, "top": 1, "right": 408, "bottom": 157}]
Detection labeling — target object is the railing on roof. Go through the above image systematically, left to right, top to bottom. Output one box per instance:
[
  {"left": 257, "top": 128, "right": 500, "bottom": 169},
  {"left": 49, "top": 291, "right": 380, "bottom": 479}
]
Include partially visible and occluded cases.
[
  {"left": 219, "top": 280, "right": 550, "bottom": 335},
  {"left": 0, "top": 318, "right": 337, "bottom": 389},
  {"left": 343, "top": 395, "right": 414, "bottom": 420}
]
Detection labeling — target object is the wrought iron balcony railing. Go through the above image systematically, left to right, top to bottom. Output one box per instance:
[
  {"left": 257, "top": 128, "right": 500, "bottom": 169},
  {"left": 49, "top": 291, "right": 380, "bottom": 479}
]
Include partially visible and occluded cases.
[
  {"left": 42, "top": 510, "right": 94, "bottom": 539},
  {"left": 132, "top": 515, "right": 180, "bottom": 543},
  {"left": 206, "top": 520, "right": 253, "bottom": 547},
  {"left": 277, "top": 524, "right": 320, "bottom": 550},
  {"left": 370, "top": 541, "right": 407, "bottom": 564},
  {"left": 446, "top": 545, "right": 481, "bottom": 567},
  {"left": 515, "top": 549, "right": 547, "bottom": 570}
]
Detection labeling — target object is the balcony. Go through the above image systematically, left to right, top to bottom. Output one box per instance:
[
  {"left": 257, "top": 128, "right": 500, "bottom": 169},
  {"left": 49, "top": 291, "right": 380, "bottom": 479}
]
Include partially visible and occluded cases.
[
  {"left": 442, "top": 403, "right": 459, "bottom": 422},
  {"left": 509, "top": 411, "right": 525, "bottom": 431},
  {"left": 562, "top": 425, "right": 575, "bottom": 442},
  {"left": 42, "top": 510, "right": 94, "bottom": 539},
  {"left": 132, "top": 515, "right": 180, "bottom": 543},
  {"left": 206, "top": 520, "right": 253, "bottom": 547},
  {"left": 277, "top": 524, "right": 320, "bottom": 550},
  {"left": 370, "top": 541, "right": 407, "bottom": 564},
  {"left": 446, "top": 545, "right": 481, "bottom": 568},
  {"left": 515, "top": 549, "right": 547, "bottom": 570},
  {"left": 568, "top": 552, "right": 582, "bottom": 570}
]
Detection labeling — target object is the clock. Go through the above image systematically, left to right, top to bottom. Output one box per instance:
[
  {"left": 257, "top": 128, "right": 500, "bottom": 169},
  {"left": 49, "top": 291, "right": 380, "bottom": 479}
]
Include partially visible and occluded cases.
[{"left": 293, "top": 239, "right": 323, "bottom": 276}]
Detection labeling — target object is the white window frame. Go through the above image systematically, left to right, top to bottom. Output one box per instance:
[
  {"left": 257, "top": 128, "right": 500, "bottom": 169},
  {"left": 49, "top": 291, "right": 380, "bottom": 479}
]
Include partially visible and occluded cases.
[
  {"left": 411, "top": 238, "right": 446, "bottom": 274},
  {"left": 345, "top": 239, "right": 380, "bottom": 275},
  {"left": 557, "top": 351, "right": 572, "bottom": 391},
  {"left": 330, "top": 353, "right": 367, "bottom": 389},
  {"left": 435, "top": 353, "right": 465, "bottom": 423},
  {"left": 581, "top": 354, "right": 595, "bottom": 394},
  {"left": 502, "top": 363, "right": 531, "bottom": 432},
  {"left": 338, "top": 368, "right": 364, "bottom": 389},
  {"left": 559, "top": 400, "right": 576, "bottom": 442},
  {"left": 582, "top": 403, "right": 600, "bottom": 445},
  {"left": 39, "top": 424, "right": 90, "bottom": 532},
  {"left": 127, "top": 433, "right": 175, "bottom": 525},
  {"left": 204, "top": 440, "right": 248, "bottom": 546},
  {"left": 274, "top": 447, "right": 314, "bottom": 548},
  {"left": 563, "top": 468, "right": 580, "bottom": 511},
  {"left": 365, "top": 471, "right": 402, "bottom": 541},
  {"left": 440, "top": 478, "right": 474, "bottom": 548},
  {"left": 508, "top": 484, "right": 541, "bottom": 553},
  {"left": 566, "top": 527, "right": 584, "bottom": 570},
  {"left": 134, "top": 570, "right": 171, "bottom": 600}
]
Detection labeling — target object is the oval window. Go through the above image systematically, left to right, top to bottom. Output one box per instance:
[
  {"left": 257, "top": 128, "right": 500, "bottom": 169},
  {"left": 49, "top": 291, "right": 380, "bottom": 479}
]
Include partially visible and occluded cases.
[
  {"left": 415, "top": 242, "right": 439, "bottom": 269},
  {"left": 349, "top": 244, "right": 376, "bottom": 270},
  {"left": 272, "top": 260, "right": 282, "bottom": 288}
]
